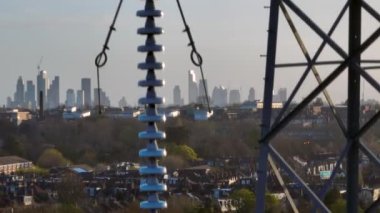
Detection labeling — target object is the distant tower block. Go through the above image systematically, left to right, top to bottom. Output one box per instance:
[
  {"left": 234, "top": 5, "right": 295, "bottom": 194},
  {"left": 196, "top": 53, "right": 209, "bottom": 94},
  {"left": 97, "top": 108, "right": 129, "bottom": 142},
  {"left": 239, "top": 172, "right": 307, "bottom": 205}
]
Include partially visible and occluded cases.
[
  {"left": 137, "top": 0, "right": 167, "bottom": 211},
  {"left": 256, "top": 1, "right": 380, "bottom": 212},
  {"left": 37, "top": 70, "right": 49, "bottom": 107},
  {"left": 188, "top": 70, "right": 198, "bottom": 104},
  {"left": 14, "top": 76, "right": 25, "bottom": 107},
  {"left": 81, "top": 78, "right": 91, "bottom": 108},
  {"left": 25, "top": 80, "right": 36, "bottom": 110},
  {"left": 173, "top": 85, "right": 182, "bottom": 106},
  {"left": 212, "top": 86, "right": 228, "bottom": 107},
  {"left": 248, "top": 87, "right": 255, "bottom": 102},
  {"left": 65, "top": 89, "right": 75, "bottom": 108},
  {"left": 229, "top": 89, "right": 241, "bottom": 105},
  {"left": 76, "top": 90, "right": 84, "bottom": 109}
]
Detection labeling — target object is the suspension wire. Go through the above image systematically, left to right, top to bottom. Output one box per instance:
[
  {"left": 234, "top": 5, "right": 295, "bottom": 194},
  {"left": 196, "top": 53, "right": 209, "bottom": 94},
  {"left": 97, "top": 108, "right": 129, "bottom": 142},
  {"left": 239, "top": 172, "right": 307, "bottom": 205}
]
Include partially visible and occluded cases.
[
  {"left": 95, "top": 0, "right": 124, "bottom": 115},
  {"left": 176, "top": 0, "right": 211, "bottom": 113}
]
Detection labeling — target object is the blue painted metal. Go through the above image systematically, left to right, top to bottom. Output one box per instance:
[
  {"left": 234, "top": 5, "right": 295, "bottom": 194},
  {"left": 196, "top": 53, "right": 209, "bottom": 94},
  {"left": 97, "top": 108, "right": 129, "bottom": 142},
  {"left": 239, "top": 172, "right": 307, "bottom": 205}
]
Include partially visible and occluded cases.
[
  {"left": 137, "top": 0, "right": 167, "bottom": 211},
  {"left": 255, "top": 0, "right": 280, "bottom": 211},
  {"left": 139, "top": 148, "right": 166, "bottom": 158}
]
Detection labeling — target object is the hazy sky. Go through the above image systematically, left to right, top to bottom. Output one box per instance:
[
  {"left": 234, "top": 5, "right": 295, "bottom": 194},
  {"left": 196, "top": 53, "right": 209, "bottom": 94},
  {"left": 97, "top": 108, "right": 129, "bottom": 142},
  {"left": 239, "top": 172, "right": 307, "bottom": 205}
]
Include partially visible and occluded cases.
[{"left": 1, "top": 0, "right": 380, "bottom": 106}]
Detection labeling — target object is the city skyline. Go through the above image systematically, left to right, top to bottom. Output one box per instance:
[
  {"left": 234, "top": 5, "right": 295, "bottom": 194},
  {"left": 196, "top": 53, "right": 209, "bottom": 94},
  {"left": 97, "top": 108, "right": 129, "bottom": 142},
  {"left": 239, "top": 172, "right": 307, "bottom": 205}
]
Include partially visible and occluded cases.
[
  {"left": 1, "top": 1, "right": 379, "bottom": 107},
  {"left": 6, "top": 71, "right": 114, "bottom": 109},
  {"left": 7, "top": 71, "right": 266, "bottom": 108}
]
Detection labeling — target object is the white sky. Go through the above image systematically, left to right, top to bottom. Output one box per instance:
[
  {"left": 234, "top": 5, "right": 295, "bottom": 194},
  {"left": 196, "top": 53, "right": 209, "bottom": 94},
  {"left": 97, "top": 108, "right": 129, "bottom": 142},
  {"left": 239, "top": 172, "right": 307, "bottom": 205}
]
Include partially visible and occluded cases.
[{"left": 1, "top": 0, "right": 379, "bottom": 106}]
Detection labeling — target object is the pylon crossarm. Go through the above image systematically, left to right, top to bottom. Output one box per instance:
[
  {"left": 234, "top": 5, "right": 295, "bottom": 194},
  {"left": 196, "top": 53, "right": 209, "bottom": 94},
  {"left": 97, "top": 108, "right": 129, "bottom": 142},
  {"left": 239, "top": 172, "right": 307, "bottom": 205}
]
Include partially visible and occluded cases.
[
  {"left": 282, "top": 0, "right": 347, "bottom": 58},
  {"left": 284, "top": 0, "right": 380, "bottom": 88},
  {"left": 272, "top": 1, "right": 349, "bottom": 127},
  {"left": 280, "top": 1, "right": 348, "bottom": 136},
  {"left": 361, "top": 1, "right": 380, "bottom": 21},
  {"left": 279, "top": 2, "right": 352, "bottom": 201},
  {"left": 261, "top": 24, "right": 380, "bottom": 143},
  {"left": 276, "top": 60, "right": 380, "bottom": 68},
  {"left": 276, "top": 61, "right": 344, "bottom": 68},
  {"left": 261, "top": 65, "right": 345, "bottom": 143},
  {"left": 362, "top": 65, "right": 380, "bottom": 70},
  {"left": 360, "top": 69, "right": 380, "bottom": 93},
  {"left": 268, "top": 145, "right": 331, "bottom": 213}
]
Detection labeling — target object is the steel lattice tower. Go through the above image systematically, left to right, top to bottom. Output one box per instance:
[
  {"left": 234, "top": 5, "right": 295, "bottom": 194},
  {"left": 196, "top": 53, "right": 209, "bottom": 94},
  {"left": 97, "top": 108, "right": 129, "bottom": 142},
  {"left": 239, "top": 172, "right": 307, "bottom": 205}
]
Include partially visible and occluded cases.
[
  {"left": 137, "top": 0, "right": 167, "bottom": 212},
  {"left": 256, "top": 0, "right": 380, "bottom": 212}
]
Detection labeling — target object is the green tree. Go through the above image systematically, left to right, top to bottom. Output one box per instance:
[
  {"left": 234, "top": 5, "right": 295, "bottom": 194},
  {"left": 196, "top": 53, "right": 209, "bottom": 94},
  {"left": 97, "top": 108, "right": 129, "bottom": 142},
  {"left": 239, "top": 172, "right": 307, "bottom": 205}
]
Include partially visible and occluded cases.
[
  {"left": 172, "top": 145, "right": 198, "bottom": 161},
  {"left": 37, "top": 148, "right": 70, "bottom": 168},
  {"left": 231, "top": 188, "right": 255, "bottom": 213},
  {"left": 264, "top": 193, "right": 281, "bottom": 213}
]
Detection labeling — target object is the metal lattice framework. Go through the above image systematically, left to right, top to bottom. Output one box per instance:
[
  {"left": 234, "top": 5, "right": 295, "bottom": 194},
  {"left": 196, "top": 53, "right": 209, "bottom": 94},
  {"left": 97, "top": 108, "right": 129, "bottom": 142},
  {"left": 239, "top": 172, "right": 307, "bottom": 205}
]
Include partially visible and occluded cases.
[
  {"left": 137, "top": 0, "right": 167, "bottom": 212},
  {"left": 256, "top": 0, "right": 380, "bottom": 212}
]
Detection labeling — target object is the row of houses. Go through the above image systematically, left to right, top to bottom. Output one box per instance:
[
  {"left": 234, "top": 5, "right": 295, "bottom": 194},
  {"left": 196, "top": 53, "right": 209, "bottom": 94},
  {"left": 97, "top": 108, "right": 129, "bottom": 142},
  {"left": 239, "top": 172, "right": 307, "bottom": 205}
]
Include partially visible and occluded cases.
[{"left": 1, "top": 154, "right": 380, "bottom": 211}]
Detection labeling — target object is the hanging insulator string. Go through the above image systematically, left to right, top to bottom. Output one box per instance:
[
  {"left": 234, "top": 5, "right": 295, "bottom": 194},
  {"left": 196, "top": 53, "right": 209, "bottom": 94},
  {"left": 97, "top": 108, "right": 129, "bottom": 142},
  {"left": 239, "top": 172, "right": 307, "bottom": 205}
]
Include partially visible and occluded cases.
[
  {"left": 95, "top": 0, "right": 124, "bottom": 115},
  {"left": 176, "top": 0, "right": 211, "bottom": 113}
]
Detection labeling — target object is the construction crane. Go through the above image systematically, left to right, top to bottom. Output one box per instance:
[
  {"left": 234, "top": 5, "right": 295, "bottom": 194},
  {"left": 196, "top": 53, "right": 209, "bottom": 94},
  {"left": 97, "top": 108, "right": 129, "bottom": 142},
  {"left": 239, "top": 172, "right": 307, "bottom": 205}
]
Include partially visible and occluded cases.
[{"left": 37, "top": 56, "right": 43, "bottom": 71}]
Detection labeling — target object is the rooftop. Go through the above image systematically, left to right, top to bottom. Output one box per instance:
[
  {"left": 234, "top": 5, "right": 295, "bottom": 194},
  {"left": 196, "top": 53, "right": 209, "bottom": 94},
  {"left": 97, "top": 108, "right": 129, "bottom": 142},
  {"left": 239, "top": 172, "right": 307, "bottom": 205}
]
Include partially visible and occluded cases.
[{"left": 0, "top": 156, "right": 31, "bottom": 165}]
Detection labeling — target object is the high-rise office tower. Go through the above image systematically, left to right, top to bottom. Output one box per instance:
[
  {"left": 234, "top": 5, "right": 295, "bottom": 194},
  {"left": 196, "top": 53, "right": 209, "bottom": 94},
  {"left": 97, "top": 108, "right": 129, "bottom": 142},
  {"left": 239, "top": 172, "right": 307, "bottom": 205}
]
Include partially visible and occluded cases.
[
  {"left": 37, "top": 70, "right": 49, "bottom": 107},
  {"left": 188, "top": 70, "right": 198, "bottom": 104},
  {"left": 14, "top": 76, "right": 25, "bottom": 107},
  {"left": 47, "top": 76, "right": 60, "bottom": 109},
  {"left": 81, "top": 78, "right": 91, "bottom": 108},
  {"left": 198, "top": 79, "right": 209, "bottom": 104},
  {"left": 25, "top": 80, "right": 36, "bottom": 109},
  {"left": 173, "top": 85, "right": 182, "bottom": 106},
  {"left": 212, "top": 86, "right": 228, "bottom": 107},
  {"left": 248, "top": 87, "right": 256, "bottom": 102},
  {"left": 94, "top": 88, "right": 111, "bottom": 107},
  {"left": 278, "top": 88, "right": 287, "bottom": 103},
  {"left": 66, "top": 89, "right": 75, "bottom": 107},
  {"left": 229, "top": 89, "right": 241, "bottom": 105},
  {"left": 76, "top": 90, "right": 84, "bottom": 109},
  {"left": 6, "top": 97, "right": 12, "bottom": 108}
]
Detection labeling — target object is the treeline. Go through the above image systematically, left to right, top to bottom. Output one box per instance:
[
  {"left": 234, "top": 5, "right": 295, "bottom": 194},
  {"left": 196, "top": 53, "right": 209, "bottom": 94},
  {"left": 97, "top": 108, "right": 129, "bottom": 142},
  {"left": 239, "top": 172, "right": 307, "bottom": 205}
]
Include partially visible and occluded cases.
[
  {"left": 1, "top": 113, "right": 378, "bottom": 169},
  {"left": 0, "top": 116, "right": 261, "bottom": 169}
]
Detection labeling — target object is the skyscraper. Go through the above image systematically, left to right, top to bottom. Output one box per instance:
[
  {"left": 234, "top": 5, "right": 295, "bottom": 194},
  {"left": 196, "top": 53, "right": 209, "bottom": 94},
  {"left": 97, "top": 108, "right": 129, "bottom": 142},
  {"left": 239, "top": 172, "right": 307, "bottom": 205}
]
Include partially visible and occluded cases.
[
  {"left": 37, "top": 70, "right": 49, "bottom": 108},
  {"left": 188, "top": 70, "right": 198, "bottom": 104},
  {"left": 14, "top": 76, "right": 25, "bottom": 107},
  {"left": 47, "top": 76, "right": 59, "bottom": 109},
  {"left": 81, "top": 78, "right": 91, "bottom": 108},
  {"left": 198, "top": 79, "right": 209, "bottom": 104},
  {"left": 25, "top": 80, "right": 36, "bottom": 109},
  {"left": 173, "top": 85, "right": 182, "bottom": 106},
  {"left": 212, "top": 86, "right": 228, "bottom": 107},
  {"left": 248, "top": 87, "right": 256, "bottom": 102},
  {"left": 94, "top": 88, "right": 111, "bottom": 107},
  {"left": 278, "top": 88, "right": 287, "bottom": 103},
  {"left": 66, "top": 89, "right": 75, "bottom": 107},
  {"left": 229, "top": 89, "right": 241, "bottom": 105},
  {"left": 76, "top": 90, "right": 84, "bottom": 109},
  {"left": 6, "top": 97, "right": 12, "bottom": 108}
]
